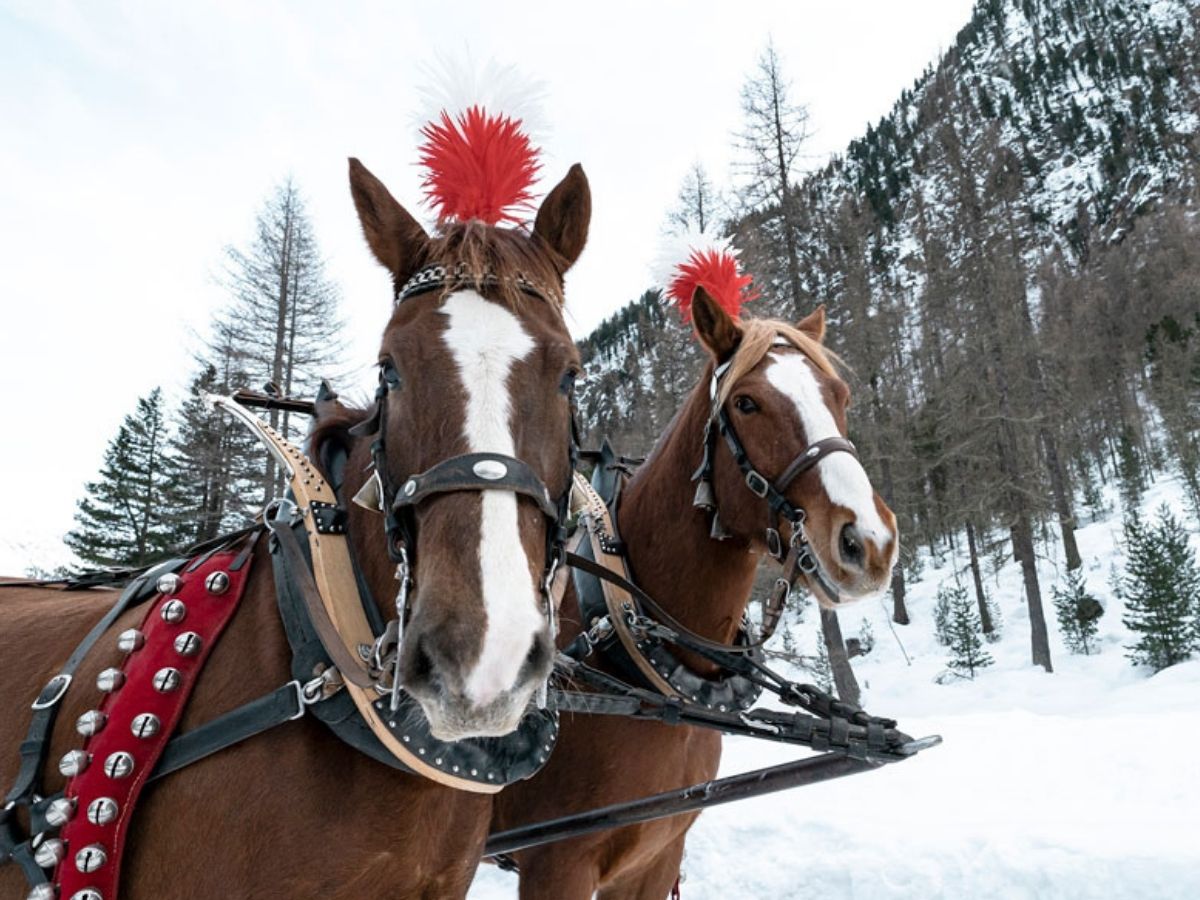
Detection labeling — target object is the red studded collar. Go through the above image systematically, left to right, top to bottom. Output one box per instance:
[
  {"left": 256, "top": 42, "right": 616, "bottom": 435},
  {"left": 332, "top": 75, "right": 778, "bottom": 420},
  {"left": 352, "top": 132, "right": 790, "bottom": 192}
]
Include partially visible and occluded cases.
[{"left": 46, "top": 547, "right": 253, "bottom": 900}]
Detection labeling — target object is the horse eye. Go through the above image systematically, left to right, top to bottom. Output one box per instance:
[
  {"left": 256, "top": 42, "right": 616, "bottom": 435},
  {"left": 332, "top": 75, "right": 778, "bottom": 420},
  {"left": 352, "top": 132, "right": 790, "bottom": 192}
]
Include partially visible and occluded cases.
[
  {"left": 560, "top": 368, "right": 581, "bottom": 394},
  {"left": 734, "top": 395, "right": 759, "bottom": 414}
]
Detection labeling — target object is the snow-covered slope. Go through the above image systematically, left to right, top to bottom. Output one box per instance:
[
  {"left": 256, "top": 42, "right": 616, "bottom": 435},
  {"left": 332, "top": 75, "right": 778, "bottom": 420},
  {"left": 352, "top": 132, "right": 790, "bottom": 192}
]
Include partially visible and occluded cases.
[{"left": 470, "top": 472, "right": 1200, "bottom": 898}]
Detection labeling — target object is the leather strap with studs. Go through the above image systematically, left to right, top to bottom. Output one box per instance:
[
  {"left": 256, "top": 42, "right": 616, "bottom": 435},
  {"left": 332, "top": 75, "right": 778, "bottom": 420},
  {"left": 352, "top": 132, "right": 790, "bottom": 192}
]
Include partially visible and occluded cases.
[{"left": 51, "top": 546, "right": 253, "bottom": 900}]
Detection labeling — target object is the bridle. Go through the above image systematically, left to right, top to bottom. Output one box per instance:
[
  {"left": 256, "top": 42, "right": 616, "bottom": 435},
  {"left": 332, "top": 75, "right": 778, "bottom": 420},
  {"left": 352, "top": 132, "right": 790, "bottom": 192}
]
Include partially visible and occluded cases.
[
  {"left": 349, "top": 263, "right": 578, "bottom": 706},
  {"left": 691, "top": 347, "right": 858, "bottom": 639}
]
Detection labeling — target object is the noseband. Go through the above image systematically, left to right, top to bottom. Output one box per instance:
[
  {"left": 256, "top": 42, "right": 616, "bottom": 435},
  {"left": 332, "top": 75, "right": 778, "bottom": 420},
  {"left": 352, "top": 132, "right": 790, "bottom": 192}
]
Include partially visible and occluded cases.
[
  {"left": 350, "top": 265, "right": 578, "bottom": 703},
  {"left": 691, "top": 352, "right": 858, "bottom": 635}
]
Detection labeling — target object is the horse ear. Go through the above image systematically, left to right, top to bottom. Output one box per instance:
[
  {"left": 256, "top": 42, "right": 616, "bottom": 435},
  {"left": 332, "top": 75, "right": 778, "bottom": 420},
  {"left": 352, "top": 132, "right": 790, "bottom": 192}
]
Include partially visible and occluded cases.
[
  {"left": 348, "top": 158, "right": 429, "bottom": 283},
  {"left": 534, "top": 164, "right": 591, "bottom": 273},
  {"left": 692, "top": 286, "right": 742, "bottom": 362},
  {"left": 797, "top": 304, "right": 827, "bottom": 343}
]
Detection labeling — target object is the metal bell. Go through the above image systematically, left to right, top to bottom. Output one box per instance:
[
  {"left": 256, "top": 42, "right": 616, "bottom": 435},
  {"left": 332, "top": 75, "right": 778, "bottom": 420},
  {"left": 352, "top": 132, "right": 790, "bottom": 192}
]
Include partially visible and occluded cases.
[
  {"left": 692, "top": 478, "right": 716, "bottom": 511},
  {"left": 204, "top": 570, "right": 230, "bottom": 595},
  {"left": 156, "top": 572, "right": 182, "bottom": 595},
  {"left": 160, "top": 599, "right": 187, "bottom": 624},
  {"left": 116, "top": 628, "right": 145, "bottom": 653},
  {"left": 173, "top": 632, "right": 202, "bottom": 657},
  {"left": 152, "top": 666, "right": 182, "bottom": 693},
  {"left": 96, "top": 668, "right": 125, "bottom": 692},
  {"left": 75, "top": 709, "right": 107, "bottom": 737},
  {"left": 130, "top": 713, "right": 161, "bottom": 739},
  {"left": 58, "top": 750, "right": 90, "bottom": 777},
  {"left": 102, "top": 751, "right": 134, "bottom": 779},
  {"left": 43, "top": 796, "right": 76, "bottom": 827},
  {"left": 86, "top": 796, "right": 119, "bottom": 826},
  {"left": 33, "top": 836, "right": 66, "bottom": 868},
  {"left": 74, "top": 843, "right": 107, "bottom": 874},
  {"left": 25, "top": 884, "right": 57, "bottom": 900},
  {"left": 70, "top": 891, "right": 103, "bottom": 900}
]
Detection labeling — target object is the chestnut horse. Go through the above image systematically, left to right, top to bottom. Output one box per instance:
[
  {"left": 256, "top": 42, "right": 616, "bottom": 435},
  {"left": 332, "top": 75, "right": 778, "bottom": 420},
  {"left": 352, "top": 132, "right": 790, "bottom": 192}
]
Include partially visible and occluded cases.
[
  {"left": 0, "top": 158, "right": 591, "bottom": 899},
  {"left": 491, "top": 288, "right": 899, "bottom": 898}
]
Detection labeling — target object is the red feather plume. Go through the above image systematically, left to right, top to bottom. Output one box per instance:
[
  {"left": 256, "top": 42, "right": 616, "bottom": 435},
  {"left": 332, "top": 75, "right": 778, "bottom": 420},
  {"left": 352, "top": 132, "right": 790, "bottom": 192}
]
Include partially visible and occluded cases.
[
  {"left": 417, "top": 105, "right": 541, "bottom": 226},
  {"left": 661, "top": 239, "right": 759, "bottom": 322}
]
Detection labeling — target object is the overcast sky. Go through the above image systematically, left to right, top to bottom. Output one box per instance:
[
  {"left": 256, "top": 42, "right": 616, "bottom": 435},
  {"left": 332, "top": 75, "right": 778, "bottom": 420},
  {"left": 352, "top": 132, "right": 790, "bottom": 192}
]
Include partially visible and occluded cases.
[{"left": 0, "top": 0, "right": 975, "bottom": 572}]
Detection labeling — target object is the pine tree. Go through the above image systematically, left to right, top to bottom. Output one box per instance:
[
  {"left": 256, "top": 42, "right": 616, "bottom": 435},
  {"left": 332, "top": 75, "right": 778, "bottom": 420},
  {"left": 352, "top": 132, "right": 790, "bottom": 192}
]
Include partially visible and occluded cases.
[
  {"left": 217, "top": 178, "right": 345, "bottom": 501},
  {"left": 168, "top": 363, "right": 262, "bottom": 544},
  {"left": 66, "top": 389, "right": 184, "bottom": 569},
  {"left": 1120, "top": 505, "right": 1200, "bottom": 672},
  {"left": 1052, "top": 568, "right": 1104, "bottom": 654},
  {"left": 933, "top": 583, "right": 955, "bottom": 646},
  {"left": 944, "top": 584, "right": 994, "bottom": 679},
  {"left": 810, "top": 632, "right": 833, "bottom": 694}
]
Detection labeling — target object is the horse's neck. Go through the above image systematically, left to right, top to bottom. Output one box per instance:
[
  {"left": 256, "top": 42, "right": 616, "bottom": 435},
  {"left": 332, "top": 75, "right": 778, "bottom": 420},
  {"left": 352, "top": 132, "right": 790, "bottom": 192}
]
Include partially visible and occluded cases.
[{"left": 616, "top": 377, "right": 760, "bottom": 647}]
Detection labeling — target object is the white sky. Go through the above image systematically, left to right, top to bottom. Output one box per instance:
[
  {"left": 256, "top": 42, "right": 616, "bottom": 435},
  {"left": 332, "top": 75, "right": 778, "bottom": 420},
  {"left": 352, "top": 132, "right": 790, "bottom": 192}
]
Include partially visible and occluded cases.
[{"left": 0, "top": 0, "right": 974, "bottom": 571}]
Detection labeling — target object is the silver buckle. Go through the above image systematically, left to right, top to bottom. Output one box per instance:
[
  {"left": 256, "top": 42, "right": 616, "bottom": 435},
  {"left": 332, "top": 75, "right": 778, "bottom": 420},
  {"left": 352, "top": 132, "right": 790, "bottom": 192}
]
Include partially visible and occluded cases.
[
  {"left": 745, "top": 470, "right": 770, "bottom": 498},
  {"left": 31, "top": 673, "right": 71, "bottom": 710}
]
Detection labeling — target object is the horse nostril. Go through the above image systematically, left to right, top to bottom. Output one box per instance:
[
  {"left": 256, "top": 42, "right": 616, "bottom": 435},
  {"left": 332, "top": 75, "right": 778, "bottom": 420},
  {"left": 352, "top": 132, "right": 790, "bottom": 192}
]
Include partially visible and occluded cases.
[
  {"left": 839, "top": 523, "right": 865, "bottom": 569},
  {"left": 411, "top": 637, "right": 434, "bottom": 684}
]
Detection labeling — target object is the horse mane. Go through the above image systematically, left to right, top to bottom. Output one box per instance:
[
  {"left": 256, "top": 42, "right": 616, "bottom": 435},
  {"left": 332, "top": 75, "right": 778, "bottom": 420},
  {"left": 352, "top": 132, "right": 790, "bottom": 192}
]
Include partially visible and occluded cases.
[
  {"left": 419, "top": 220, "right": 567, "bottom": 309},
  {"left": 716, "top": 318, "right": 843, "bottom": 406}
]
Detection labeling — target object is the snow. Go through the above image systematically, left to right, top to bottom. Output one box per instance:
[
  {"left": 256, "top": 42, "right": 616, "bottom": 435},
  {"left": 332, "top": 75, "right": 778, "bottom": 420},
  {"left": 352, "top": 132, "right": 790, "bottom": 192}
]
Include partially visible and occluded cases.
[{"left": 469, "top": 472, "right": 1200, "bottom": 898}]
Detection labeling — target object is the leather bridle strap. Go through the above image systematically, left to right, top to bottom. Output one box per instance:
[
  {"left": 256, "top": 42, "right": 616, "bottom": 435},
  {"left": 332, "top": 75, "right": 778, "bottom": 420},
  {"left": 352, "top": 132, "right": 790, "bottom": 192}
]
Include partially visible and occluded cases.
[{"left": 391, "top": 452, "right": 560, "bottom": 521}]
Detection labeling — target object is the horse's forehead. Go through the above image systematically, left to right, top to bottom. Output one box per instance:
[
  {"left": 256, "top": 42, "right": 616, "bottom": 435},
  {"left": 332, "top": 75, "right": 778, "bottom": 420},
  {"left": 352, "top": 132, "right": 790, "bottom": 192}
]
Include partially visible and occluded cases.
[
  {"left": 437, "top": 290, "right": 536, "bottom": 363},
  {"left": 763, "top": 350, "right": 838, "bottom": 432}
]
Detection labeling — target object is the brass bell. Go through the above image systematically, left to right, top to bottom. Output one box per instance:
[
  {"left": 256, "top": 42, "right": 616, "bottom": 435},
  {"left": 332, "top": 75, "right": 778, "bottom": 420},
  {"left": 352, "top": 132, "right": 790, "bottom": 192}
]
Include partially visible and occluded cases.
[
  {"left": 205, "top": 570, "right": 230, "bottom": 595},
  {"left": 156, "top": 573, "right": 182, "bottom": 595},
  {"left": 160, "top": 599, "right": 187, "bottom": 624},
  {"left": 116, "top": 628, "right": 145, "bottom": 653},
  {"left": 174, "top": 632, "right": 202, "bottom": 657},
  {"left": 153, "top": 667, "right": 182, "bottom": 693},
  {"left": 96, "top": 668, "right": 125, "bottom": 692},
  {"left": 75, "top": 709, "right": 107, "bottom": 737},
  {"left": 130, "top": 713, "right": 161, "bottom": 739},
  {"left": 58, "top": 750, "right": 90, "bottom": 777},
  {"left": 102, "top": 751, "right": 134, "bottom": 779},
  {"left": 43, "top": 796, "right": 76, "bottom": 827},
  {"left": 86, "top": 797, "right": 119, "bottom": 826},
  {"left": 33, "top": 836, "right": 66, "bottom": 868},
  {"left": 74, "top": 843, "right": 107, "bottom": 874}
]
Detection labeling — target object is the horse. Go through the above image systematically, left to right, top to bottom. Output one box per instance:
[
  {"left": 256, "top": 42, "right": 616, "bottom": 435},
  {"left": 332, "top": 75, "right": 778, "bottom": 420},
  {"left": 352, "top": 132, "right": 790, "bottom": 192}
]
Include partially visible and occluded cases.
[
  {"left": 0, "top": 157, "right": 592, "bottom": 899},
  {"left": 491, "top": 287, "right": 899, "bottom": 898}
]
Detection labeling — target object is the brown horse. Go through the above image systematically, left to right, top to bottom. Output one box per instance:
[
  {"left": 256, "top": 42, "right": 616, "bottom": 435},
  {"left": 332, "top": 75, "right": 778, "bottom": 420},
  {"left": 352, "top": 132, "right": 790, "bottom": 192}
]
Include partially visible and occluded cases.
[
  {"left": 0, "top": 157, "right": 591, "bottom": 899},
  {"left": 491, "top": 288, "right": 899, "bottom": 898}
]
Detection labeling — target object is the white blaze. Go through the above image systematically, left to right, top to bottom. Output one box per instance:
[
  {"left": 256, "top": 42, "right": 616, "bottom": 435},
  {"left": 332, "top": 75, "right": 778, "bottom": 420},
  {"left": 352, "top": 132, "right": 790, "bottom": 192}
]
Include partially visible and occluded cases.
[
  {"left": 440, "top": 291, "right": 542, "bottom": 706},
  {"left": 764, "top": 352, "right": 892, "bottom": 550}
]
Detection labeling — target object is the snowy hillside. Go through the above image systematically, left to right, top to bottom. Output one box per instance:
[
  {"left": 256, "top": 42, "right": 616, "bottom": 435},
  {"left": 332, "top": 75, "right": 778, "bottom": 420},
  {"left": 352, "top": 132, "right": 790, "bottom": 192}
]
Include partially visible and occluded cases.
[{"left": 470, "top": 472, "right": 1200, "bottom": 899}]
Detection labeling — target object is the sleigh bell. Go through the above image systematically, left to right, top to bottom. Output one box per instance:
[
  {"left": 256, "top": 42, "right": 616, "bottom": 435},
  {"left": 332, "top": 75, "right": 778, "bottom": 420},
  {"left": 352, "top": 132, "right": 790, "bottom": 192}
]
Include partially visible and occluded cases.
[
  {"left": 32, "top": 836, "right": 66, "bottom": 869},
  {"left": 25, "top": 884, "right": 57, "bottom": 900}
]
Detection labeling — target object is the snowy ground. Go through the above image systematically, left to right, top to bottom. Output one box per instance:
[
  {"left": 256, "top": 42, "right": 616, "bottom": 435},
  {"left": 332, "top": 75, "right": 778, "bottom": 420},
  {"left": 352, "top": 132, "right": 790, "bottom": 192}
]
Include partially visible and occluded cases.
[{"left": 470, "top": 473, "right": 1200, "bottom": 899}]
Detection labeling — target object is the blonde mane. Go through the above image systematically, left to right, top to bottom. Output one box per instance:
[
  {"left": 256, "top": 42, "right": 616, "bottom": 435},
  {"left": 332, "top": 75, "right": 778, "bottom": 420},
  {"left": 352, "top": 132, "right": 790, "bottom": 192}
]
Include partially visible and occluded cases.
[{"left": 716, "top": 318, "right": 842, "bottom": 406}]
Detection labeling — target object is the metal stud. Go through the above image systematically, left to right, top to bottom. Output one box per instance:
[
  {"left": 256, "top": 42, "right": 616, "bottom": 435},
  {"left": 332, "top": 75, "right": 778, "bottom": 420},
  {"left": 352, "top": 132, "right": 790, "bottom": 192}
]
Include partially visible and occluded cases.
[
  {"left": 204, "top": 571, "right": 230, "bottom": 595},
  {"left": 156, "top": 573, "right": 182, "bottom": 595},
  {"left": 160, "top": 599, "right": 187, "bottom": 624},
  {"left": 116, "top": 628, "right": 144, "bottom": 653},
  {"left": 173, "top": 632, "right": 202, "bottom": 656},
  {"left": 152, "top": 667, "right": 182, "bottom": 693},
  {"left": 96, "top": 668, "right": 125, "bottom": 692},
  {"left": 75, "top": 710, "right": 107, "bottom": 737},
  {"left": 130, "top": 713, "right": 160, "bottom": 739},
  {"left": 58, "top": 750, "right": 90, "bottom": 778},
  {"left": 102, "top": 751, "right": 134, "bottom": 779},
  {"left": 44, "top": 796, "right": 76, "bottom": 827},
  {"left": 86, "top": 797, "right": 119, "bottom": 826},
  {"left": 33, "top": 837, "right": 66, "bottom": 868},
  {"left": 74, "top": 843, "right": 107, "bottom": 874},
  {"left": 25, "top": 884, "right": 57, "bottom": 900},
  {"left": 70, "top": 891, "right": 103, "bottom": 900}
]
